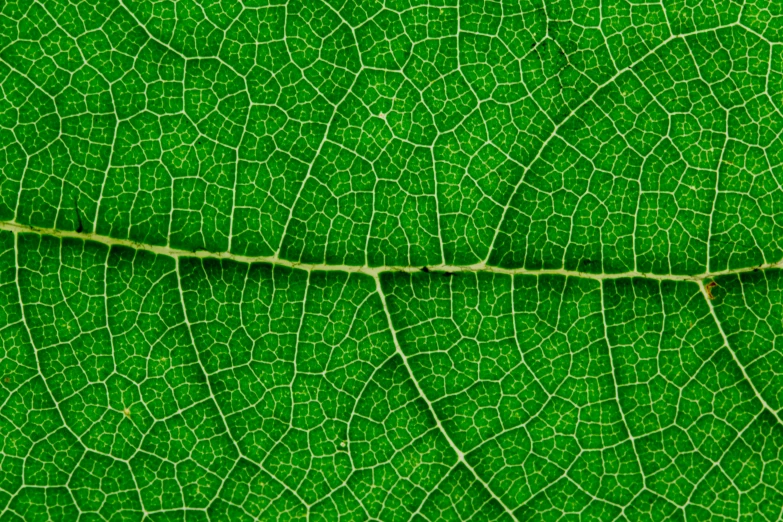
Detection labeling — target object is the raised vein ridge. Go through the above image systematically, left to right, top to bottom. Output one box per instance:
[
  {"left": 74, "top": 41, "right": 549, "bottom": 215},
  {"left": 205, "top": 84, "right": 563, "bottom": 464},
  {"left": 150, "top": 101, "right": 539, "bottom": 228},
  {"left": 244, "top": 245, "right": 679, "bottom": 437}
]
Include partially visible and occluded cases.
[{"left": 2, "top": 220, "right": 780, "bottom": 281}]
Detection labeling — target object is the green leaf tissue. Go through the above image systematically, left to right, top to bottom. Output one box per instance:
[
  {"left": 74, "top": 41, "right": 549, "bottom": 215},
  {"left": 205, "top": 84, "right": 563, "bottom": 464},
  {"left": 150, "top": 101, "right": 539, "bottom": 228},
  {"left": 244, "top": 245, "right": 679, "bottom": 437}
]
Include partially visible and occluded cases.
[{"left": 1, "top": 0, "right": 783, "bottom": 520}]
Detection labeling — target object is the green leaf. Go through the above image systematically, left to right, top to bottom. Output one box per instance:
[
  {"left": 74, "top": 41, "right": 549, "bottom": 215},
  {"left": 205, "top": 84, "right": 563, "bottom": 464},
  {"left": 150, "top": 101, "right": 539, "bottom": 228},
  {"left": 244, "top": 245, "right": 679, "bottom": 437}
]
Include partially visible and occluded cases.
[{"left": 1, "top": 1, "right": 783, "bottom": 520}]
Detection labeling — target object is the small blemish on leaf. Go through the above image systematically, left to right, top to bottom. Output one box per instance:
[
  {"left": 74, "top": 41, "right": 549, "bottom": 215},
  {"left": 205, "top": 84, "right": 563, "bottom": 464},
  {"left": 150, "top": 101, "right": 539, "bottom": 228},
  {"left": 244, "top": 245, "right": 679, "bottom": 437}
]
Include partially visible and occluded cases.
[
  {"left": 74, "top": 197, "right": 84, "bottom": 234},
  {"left": 421, "top": 266, "right": 430, "bottom": 273},
  {"left": 705, "top": 281, "right": 718, "bottom": 300}
]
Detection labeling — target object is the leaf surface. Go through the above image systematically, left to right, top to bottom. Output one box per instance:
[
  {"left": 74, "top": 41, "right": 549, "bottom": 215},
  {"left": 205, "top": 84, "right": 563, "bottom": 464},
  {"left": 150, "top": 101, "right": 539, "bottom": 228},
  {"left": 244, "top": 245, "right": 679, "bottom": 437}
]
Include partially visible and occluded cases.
[{"left": 1, "top": 1, "right": 783, "bottom": 520}]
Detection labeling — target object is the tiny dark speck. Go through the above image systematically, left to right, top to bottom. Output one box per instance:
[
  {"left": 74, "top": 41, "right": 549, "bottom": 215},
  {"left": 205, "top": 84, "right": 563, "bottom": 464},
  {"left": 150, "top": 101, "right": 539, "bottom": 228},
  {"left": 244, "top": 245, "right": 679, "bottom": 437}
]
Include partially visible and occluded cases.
[
  {"left": 74, "top": 199, "right": 84, "bottom": 234},
  {"left": 421, "top": 266, "right": 430, "bottom": 273},
  {"left": 705, "top": 281, "right": 718, "bottom": 300}
]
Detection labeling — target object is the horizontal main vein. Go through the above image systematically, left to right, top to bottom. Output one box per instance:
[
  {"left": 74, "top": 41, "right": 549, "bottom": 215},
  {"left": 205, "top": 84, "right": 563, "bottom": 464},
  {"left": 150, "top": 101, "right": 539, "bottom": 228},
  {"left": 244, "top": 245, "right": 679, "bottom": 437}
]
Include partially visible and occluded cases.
[{"left": 1, "top": 220, "right": 780, "bottom": 281}]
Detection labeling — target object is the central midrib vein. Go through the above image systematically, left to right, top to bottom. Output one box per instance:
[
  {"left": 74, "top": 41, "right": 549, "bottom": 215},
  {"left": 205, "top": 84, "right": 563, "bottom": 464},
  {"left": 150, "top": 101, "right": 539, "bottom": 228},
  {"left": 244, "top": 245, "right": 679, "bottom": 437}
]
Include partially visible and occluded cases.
[{"left": 1, "top": 220, "right": 779, "bottom": 282}]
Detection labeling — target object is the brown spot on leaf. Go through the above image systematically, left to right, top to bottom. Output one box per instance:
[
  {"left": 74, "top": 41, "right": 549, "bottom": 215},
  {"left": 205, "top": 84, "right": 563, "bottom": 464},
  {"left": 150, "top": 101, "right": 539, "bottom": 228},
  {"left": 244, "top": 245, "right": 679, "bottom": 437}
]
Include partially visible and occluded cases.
[{"left": 705, "top": 281, "right": 718, "bottom": 300}]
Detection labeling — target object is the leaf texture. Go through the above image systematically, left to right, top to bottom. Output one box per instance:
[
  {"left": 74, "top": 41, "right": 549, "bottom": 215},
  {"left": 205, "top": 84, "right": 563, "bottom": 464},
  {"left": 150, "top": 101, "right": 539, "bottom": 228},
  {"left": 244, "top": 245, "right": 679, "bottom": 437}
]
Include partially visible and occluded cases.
[{"left": 1, "top": 0, "right": 783, "bottom": 520}]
